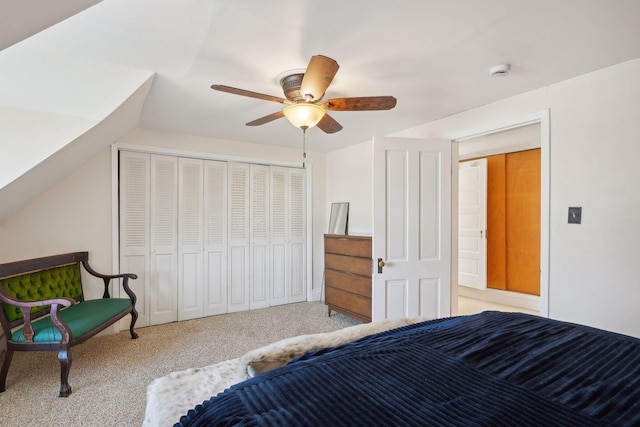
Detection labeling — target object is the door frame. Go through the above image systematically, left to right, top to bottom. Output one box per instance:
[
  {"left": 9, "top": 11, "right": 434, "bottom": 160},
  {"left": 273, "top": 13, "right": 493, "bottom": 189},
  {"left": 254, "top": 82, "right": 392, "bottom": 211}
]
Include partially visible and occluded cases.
[{"left": 452, "top": 110, "right": 550, "bottom": 317}]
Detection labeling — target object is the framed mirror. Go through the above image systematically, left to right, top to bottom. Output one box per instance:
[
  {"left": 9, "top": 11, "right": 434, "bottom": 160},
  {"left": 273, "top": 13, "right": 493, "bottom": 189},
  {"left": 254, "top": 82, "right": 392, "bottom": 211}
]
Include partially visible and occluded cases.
[{"left": 328, "top": 202, "right": 349, "bottom": 235}]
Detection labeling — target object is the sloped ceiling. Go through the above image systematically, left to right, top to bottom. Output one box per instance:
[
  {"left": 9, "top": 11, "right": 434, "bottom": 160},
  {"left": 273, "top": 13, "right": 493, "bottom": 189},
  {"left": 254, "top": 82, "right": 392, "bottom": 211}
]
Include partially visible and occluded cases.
[
  {"left": 0, "top": 0, "right": 100, "bottom": 51},
  {"left": 3, "top": 0, "right": 640, "bottom": 153}
]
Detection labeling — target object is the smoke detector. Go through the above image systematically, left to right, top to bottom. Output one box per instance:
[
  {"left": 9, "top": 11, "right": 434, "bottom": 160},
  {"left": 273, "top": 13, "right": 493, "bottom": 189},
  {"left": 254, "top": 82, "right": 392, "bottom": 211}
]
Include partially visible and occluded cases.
[{"left": 490, "top": 64, "right": 511, "bottom": 77}]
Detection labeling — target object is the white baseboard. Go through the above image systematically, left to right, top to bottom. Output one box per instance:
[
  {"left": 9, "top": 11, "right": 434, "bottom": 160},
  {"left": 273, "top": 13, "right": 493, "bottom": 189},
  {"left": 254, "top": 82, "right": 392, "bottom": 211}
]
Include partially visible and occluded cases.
[
  {"left": 458, "top": 285, "right": 540, "bottom": 311},
  {"left": 310, "top": 288, "right": 323, "bottom": 302}
]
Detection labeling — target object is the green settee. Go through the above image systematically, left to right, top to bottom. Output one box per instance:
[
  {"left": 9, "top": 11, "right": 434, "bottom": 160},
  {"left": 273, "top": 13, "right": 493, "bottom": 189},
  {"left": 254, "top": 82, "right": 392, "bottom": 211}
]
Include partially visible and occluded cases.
[{"left": 0, "top": 252, "right": 138, "bottom": 397}]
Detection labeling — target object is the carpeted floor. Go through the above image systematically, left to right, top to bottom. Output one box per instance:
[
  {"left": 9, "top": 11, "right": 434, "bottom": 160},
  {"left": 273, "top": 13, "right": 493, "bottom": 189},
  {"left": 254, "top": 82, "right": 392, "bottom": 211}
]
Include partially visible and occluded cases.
[{"left": 0, "top": 302, "right": 359, "bottom": 426}]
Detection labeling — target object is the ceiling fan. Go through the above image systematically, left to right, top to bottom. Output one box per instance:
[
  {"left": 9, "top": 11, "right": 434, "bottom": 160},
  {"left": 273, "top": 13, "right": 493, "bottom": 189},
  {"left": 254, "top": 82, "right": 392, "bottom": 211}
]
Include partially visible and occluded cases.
[{"left": 211, "top": 55, "right": 397, "bottom": 134}]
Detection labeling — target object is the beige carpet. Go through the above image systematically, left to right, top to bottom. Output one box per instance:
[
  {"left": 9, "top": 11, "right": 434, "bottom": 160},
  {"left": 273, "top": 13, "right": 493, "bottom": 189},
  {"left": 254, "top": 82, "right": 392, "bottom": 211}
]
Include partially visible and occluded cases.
[{"left": 0, "top": 302, "right": 359, "bottom": 426}]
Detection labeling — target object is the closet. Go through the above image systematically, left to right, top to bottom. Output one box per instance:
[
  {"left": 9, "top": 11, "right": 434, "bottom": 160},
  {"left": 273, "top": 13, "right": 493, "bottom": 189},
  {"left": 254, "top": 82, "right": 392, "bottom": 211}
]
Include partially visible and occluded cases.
[
  {"left": 486, "top": 149, "right": 540, "bottom": 295},
  {"left": 119, "top": 151, "right": 306, "bottom": 327}
]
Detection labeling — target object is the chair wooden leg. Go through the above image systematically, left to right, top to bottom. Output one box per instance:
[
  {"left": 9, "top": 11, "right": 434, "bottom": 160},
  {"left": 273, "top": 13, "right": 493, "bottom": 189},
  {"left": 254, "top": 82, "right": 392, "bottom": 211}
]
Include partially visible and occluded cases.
[
  {"left": 129, "top": 309, "right": 139, "bottom": 340},
  {"left": 58, "top": 348, "right": 72, "bottom": 397},
  {"left": 0, "top": 349, "right": 14, "bottom": 392}
]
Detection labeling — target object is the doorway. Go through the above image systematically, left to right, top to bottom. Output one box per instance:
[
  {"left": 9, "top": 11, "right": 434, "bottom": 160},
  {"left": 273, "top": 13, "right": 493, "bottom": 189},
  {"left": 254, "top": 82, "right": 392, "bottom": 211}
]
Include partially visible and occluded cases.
[{"left": 456, "top": 122, "right": 543, "bottom": 314}]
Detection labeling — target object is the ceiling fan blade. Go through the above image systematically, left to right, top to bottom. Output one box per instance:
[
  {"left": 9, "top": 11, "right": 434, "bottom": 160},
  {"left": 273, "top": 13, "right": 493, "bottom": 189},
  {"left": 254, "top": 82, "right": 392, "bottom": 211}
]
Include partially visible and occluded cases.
[
  {"left": 299, "top": 55, "right": 339, "bottom": 102},
  {"left": 211, "top": 84, "right": 288, "bottom": 104},
  {"left": 321, "top": 96, "right": 397, "bottom": 111},
  {"left": 246, "top": 110, "right": 285, "bottom": 126},
  {"left": 316, "top": 113, "right": 343, "bottom": 134}
]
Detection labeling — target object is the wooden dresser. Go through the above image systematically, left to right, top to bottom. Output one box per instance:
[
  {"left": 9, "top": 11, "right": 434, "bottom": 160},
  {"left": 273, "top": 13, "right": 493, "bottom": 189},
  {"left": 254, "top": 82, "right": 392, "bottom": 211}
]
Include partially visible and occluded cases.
[{"left": 324, "top": 234, "right": 372, "bottom": 322}]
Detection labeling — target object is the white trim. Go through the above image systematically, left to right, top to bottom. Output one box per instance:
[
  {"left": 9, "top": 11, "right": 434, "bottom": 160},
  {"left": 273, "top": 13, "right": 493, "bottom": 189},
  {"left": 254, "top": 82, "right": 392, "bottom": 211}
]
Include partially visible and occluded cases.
[
  {"left": 452, "top": 109, "right": 550, "bottom": 318},
  {"left": 539, "top": 110, "right": 550, "bottom": 317},
  {"left": 453, "top": 112, "right": 546, "bottom": 142},
  {"left": 450, "top": 141, "right": 459, "bottom": 316},
  {"left": 114, "top": 142, "right": 303, "bottom": 169},
  {"left": 110, "top": 144, "right": 125, "bottom": 333},
  {"left": 111, "top": 144, "right": 120, "bottom": 279},
  {"left": 304, "top": 164, "right": 316, "bottom": 302},
  {"left": 457, "top": 286, "right": 540, "bottom": 312}
]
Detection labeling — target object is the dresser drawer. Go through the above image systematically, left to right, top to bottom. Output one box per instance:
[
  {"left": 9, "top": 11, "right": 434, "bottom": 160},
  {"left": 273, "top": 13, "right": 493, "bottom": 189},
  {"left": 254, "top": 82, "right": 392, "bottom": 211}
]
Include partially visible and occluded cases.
[
  {"left": 324, "top": 236, "right": 372, "bottom": 258},
  {"left": 325, "top": 253, "right": 372, "bottom": 276},
  {"left": 325, "top": 269, "right": 372, "bottom": 297},
  {"left": 325, "top": 286, "right": 372, "bottom": 319}
]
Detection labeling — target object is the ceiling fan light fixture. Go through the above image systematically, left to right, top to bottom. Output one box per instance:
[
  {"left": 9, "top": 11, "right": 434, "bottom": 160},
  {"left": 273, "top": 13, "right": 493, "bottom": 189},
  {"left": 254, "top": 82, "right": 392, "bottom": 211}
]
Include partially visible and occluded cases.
[{"left": 283, "top": 103, "right": 325, "bottom": 130}]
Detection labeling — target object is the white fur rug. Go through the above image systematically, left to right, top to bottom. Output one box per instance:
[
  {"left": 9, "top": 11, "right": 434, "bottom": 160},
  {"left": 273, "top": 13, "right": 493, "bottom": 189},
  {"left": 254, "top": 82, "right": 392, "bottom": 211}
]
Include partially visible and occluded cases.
[{"left": 143, "top": 317, "right": 423, "bottom": 427}]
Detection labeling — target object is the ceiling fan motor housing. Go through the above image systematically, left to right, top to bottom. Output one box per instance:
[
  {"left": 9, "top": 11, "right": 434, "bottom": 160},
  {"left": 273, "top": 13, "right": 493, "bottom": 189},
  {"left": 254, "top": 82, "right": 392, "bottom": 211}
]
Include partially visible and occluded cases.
[{"left": 280, "top": 73, "right": 305, "bottom": 102}]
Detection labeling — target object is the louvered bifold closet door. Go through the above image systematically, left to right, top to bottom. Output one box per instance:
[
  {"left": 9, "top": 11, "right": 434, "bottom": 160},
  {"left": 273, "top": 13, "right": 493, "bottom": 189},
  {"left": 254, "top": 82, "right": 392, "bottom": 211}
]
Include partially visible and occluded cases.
[
  {"left": 119, "top": 151, "right": 151, "bottom": 327},
  {"left": 149, "top": 155, "right": 179, "bottom": 325},
  {"left": 178, "top": 158, "right": 204, "bottom": 321},
  {"left": 204, "top": 160, "right": 228, "bottom": 316},
  {"left": 228, "top": 162, "right": 250, "bottom": 312},
  {"left": 250, "top": 165, "right": 270, "bottom": 309},
  {"left": 270, "top": 167, "right": 307, "bottom": 306},
  {"left": 288, "top": 168, "right": 307, "bottom": 303}
]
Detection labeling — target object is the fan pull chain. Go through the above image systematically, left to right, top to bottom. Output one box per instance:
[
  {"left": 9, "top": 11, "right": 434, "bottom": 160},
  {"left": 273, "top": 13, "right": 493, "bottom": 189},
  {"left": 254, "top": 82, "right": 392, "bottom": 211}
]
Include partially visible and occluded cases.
[{"left": 301, "top": 126, "right": 308, "bottom": 169}]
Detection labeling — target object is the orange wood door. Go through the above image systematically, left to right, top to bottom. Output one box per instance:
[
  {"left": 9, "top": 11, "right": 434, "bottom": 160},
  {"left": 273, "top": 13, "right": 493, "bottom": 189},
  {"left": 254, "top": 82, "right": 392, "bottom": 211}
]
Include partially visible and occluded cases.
[
  {"left": 484, "top": 149, "right": 540, "bottom": 295},
  {"left": 505, "top": 149, "right": 540, "bottom": 295},
  {"left": 487, "top": 154, "right": 507, "bottom": 290}
]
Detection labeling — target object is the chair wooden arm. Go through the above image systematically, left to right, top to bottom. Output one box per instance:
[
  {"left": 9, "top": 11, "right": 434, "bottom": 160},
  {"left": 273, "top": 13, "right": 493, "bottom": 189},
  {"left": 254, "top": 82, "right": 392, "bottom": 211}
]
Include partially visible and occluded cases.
[
  {"left": 81, "top": 260, "right": 138, "bottom": 299},
  {"left": 0, "top": 292, "right": 74, "bottom": 343}
]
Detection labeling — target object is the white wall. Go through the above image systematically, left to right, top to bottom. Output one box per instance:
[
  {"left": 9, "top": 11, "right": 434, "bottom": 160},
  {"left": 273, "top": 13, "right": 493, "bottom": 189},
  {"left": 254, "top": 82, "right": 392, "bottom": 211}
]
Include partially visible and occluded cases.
[
  {"left": 326, "top": 58, "right": 640, "bottom": 337},
  {"left": 547, "top": 59, "right": 640, "bottom": 335},
  {"left": 325, "top": 141, "right": 373, "bottom": 235},
  {"left": 0, "top": 148, "right": 114, "bottom": 300}
]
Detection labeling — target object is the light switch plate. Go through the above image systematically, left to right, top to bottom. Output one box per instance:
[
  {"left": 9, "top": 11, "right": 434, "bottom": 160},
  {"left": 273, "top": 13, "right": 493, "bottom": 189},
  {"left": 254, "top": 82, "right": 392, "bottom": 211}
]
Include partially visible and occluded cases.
[{"left": 568, "top": 207, "right": 582, "bottom": 224}]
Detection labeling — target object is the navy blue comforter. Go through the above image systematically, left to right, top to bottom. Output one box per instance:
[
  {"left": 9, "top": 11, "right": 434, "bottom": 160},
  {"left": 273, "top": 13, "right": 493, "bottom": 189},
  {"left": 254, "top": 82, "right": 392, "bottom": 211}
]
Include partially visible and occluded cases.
[{"left": 176, "top": 311, "right": 640, "bottom": 426}]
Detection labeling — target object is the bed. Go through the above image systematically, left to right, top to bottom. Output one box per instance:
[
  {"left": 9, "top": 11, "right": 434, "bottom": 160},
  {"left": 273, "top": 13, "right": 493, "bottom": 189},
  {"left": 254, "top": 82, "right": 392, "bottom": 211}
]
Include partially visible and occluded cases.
[{"left": 147, "top": 311, "right": 640, "bottom": 426}]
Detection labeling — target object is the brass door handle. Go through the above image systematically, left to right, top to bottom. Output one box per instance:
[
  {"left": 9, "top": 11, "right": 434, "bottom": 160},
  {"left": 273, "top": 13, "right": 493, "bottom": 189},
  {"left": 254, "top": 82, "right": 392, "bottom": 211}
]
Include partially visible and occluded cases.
[{"left": 377, "top": 258, "right": 385, "bottom": 273}]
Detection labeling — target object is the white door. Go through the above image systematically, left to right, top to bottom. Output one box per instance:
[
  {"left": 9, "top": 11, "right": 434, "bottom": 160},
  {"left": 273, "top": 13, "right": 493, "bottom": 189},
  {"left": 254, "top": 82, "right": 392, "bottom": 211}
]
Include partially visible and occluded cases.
[
  {"left": 372, "top": 137, "right": 452, "bottom": 321},
  {"left": 119, "top": 151, "right": 151, "bottom": 327},
  {"left": 149, "top": 155, "right": 179, "bottom": 325},
  {"left": 177, "top": 157, "right": 204, "bottom": 321},
  {"left": 458, "top": 159, "right": 487, "bottom": 290},
  {"left": 203, "top": 160, "right": 228, "bottom": 316},
  {"left": 227, "top": 162, "right": 250, "bottom": 312},
  {"left": 250, "top": 164, "right": 270, "bottom": 309},
  {"left": 270, "top": 167, "right": 307, "bottom": 306},
  {"left": 270, "top": 167, "right": 288, "bottom": 306},
  {"left": 287, "top": 168, "right": 307, "bottom": 303}
]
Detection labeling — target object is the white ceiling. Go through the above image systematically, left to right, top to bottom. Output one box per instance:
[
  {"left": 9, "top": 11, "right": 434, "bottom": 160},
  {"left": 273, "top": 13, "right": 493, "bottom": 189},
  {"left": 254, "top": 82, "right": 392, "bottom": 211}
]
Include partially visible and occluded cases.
[{"left": 2, "top": 0, "right": 640, "bottom": 153}]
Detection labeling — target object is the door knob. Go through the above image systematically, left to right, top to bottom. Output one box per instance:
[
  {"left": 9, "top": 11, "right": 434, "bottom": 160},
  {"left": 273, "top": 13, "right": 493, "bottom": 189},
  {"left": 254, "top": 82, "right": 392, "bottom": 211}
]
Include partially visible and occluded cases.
[{"left": 377, "top": 258, "right": 385, "bottom": 273}]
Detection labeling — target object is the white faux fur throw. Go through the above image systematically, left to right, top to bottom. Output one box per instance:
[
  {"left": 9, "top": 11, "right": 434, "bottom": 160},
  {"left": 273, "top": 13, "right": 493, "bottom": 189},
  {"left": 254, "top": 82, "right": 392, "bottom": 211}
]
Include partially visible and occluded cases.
[{"left": 143, "top": 317, "right": 424, "bottom": 427}]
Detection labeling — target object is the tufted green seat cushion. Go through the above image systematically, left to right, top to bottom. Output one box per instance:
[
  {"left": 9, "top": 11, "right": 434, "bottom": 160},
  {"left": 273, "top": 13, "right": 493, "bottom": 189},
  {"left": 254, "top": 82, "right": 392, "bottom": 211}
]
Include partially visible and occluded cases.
[
  {"left": 1, "top": 264, "right": 83, "bottom": 323},
  {"left": 10, "top": 298, "right": 133, "bottom": 343}
]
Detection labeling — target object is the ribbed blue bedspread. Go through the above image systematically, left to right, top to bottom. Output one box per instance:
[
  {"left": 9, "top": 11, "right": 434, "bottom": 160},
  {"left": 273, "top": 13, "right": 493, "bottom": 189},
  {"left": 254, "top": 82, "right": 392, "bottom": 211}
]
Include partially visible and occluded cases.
[{"left": 176, "top": 311, "right": 640, "bottom": 426}]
